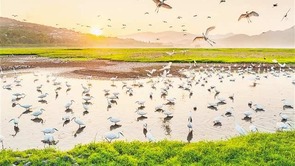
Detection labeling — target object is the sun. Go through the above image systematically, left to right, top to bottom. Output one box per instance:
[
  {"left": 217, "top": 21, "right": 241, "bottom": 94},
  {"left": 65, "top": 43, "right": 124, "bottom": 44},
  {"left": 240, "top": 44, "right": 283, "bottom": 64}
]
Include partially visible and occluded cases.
[{"left": 90, "top": 27, "right": 103, "bottom": 36}]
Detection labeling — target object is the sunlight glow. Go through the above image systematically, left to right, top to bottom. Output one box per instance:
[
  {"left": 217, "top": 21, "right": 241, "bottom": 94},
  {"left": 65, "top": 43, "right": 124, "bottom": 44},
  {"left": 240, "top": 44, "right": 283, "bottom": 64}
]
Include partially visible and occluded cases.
[{"left": 90, "top": 27, "right": 103, "bottom": 36}]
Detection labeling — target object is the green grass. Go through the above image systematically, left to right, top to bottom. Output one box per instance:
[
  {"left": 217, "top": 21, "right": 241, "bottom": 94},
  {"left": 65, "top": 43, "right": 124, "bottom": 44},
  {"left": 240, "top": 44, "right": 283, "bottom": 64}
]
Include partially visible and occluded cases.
[
  {"left": 1, "top": 47, "right": 295, "bottom": 63},
  {"left": 0, "top": 131, "right": 294, "bottom": 165}
]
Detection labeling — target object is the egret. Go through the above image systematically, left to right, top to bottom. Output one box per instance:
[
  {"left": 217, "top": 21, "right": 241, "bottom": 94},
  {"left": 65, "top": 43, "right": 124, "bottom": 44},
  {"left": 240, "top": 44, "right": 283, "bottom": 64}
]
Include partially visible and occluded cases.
[
  {"left": 153, "top": 0, "right": 172, "bottom": 13},
  {"left": 238, "top": 11, "right": 259, "bottom": 23},
  {"left": 193, "top": 26, "right": 216, "bottom": 46},
  {"left": 110, "top": 76, "right": 118, "bottom": 85},
  {"left": 12, "top": 93, "right": 26, "bottom": 99},
  {"left": 38, "top": 93, "right": 49, "bottom": 100},
  {"left": 82, "top": 96, "right": 94, "bottom": 103},
  {"left": 166, "top": 97, "right": 176, "bottom": 105},
  {"left": 282, "top": 99, "right": 293, "bottom": 109},
  {"left": 65, "top": 100, "right": 75, "bottom": 110},
  {"left": 135, "top": 100, "right": 145, "bottom": 107},
  {"left": 17, "top": 103, "right": 32, "bottom": 110},
  {"left": 155, "top": 104, "right": 164, "bottom": 112},
  {"left": 253, "top": 104, "right": 265, "bottom": 111},
  {"left": 225, "top": 107, "right": 234, "bottom": 116},
  {"left": 32, "top": 108, "right": 45, "bottom": 118},
  {"left": 135, "top": 109, "right": 147, "bottom": 117},
  {"left": 163, "top": 110, "right": 173, "bottom": 117},
  {"left": 279, "top": 113, "right": 288, "bottom": 121},
  {"left": 213, "top": 116, "right": 223, "bottom": 126},
  {"left": 71, "top": 117, "right": 85, "bottom": 128},
  {"left": 108, "top": 117, "right": 121, "bottom": 125},
  {"left": 9, "top": 118, "right": 19, "bottom": 127},
  {"left": 187, "top": 120, "right": 193, "bottom": 131},
  {"left": 276, "top": 122, "right": 291, "bottom": 131},
  {"left": 235, "top": 123, "right": 247, "bottom": 135},
  {"left": 143, "top": 124, "right": 156, "bottom": 142},
  {"left": 248, "top": 124, "right": 258, "bottom": 132},
  {"left": 42, "top": 128, "right": 58, "bottom": 134},
  {"left": 104, "top": 131, "right": 124, "bottom": 142},
  {"left": 43, "top": 134, "right": 56, "bottom": 145}
]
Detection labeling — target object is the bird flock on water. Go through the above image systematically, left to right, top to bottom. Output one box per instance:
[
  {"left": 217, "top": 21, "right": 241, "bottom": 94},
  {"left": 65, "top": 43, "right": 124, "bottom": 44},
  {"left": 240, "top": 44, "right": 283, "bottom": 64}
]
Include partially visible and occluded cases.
[{"left": 1, "top": 58, "right": 294, "bottom": 149}]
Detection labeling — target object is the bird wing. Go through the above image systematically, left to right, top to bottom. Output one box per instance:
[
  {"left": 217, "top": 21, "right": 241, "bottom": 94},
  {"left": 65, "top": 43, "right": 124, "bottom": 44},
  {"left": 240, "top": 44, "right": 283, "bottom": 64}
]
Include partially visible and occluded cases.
[
  {"left": 153, "top": 0, "right": 160, "bottom": 4},
  {"left": 161, "top": 3, "right": 172, "bottom": 9},
  {"left": 249, "top": 11, "right": 259, "bottom": 17},
  {"left": 238, "top": 14, "right": 247, "bottom": 21},
  {"left": 205, "top": 26, "right": 215, "bottom": 36},
  {"left": 193, "top": 36, "right": 204, "bottom": 41}
]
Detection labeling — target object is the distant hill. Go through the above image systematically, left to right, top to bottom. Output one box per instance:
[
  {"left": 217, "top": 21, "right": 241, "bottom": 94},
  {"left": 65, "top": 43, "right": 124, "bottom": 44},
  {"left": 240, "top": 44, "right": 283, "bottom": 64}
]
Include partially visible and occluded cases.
[
  {"left": 0, "top": 17, "right": 162, "bottom": 47},
  {"left": 120, "top": 27, "right": 295, "bottom": 48}
]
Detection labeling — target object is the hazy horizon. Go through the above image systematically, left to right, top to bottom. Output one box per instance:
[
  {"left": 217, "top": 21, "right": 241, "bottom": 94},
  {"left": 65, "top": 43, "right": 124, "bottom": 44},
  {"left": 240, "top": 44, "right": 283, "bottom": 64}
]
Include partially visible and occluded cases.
[{"left": 1, "top": 0, "right": 294, "bottom": 37}]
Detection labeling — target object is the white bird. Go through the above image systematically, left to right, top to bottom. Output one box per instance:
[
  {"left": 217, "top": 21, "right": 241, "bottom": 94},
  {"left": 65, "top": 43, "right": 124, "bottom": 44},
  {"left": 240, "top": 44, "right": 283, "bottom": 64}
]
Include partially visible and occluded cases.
[
  {"left": 153, "top": 0, "right": 172, "bottom": 13},
  {"left": 238, "top": 11, "right": 259, "bottom": 23},
  {"left": 193, "top": 26, "right": 216, "bottom": 46},
  {"left": 166, "top": 50, "right": 175, "bottom": 56},
  {"left": 160, "top": 62, "right": 172, "bottom": 71},
  {"left": 110, "top": 76, "right": 118, "bottom": 85},
  {"left": 65, "top": 81, "right": 71, "bottom": 88},
  {"left": 12, "top": 93, "right": 26, "bottom": 99},
  {"left": 38, "top": 93, "right": 49, "bottom": 100},
  {"left": 82, "top": 96, "right": 94, "bottom": 103},
  {"left": 166, "top": 97, "right": 176, "bottom": 105},
  {"left": 282, "top": 99, "right": 294, "bottom": 108},
  {"left": 65, "top": 100, "right": 75, "bottom": 109},
  {"left": 135, "top": 100, "right": 145, "bottom": 107},
  {"left": 17, "top": 103, "right": 32, "bottom": 110},
  {"left": 155, "top": 104, "right": 164, "bottom": 111},
  {"left": 253, "top": 104, "right": 265, "bottom": 111},
  {"left": 32, "top": 108, "right": 45, "bottom": 118},
  {"left": 135, "top": 109, "right": 147, "bottom": 117},
  {"left": 163, "top": 110, "right": 173, "bottom": 117},
  {"left": 244, "top": 110, "right": 253, "bottom": 118},
  {"left": 279, "top": 113, "right": 288, "bottom": 121},
  {"left": 62, "top": 115, "right": 70, "bottom": 121},
  {"left": 213, "top": 116, "right": 223, "bottom": 126},
  {"left": 71, "top": 117, "right": 85, "bottom": 128},
  {"left": 108, "top": 117, "right": 121, "bottom": 125},
  {"left": 9, "top": 118, "right": 19, "bottom": 127},
  {"left": 187, "top": 121, "right": 193, "bottom": 131},
  {"left": 276, "top": 122, "right": 291, "bottom": 131},
  {"left": 235, "top": 123, "right": 247, "bottom": 135},
  {"left": 143, "top": 124, "right": 156, "bottom": 142},
  {"left": 249, "top": 124, "right": 258, "bottom": 132},
  {"left": 42, "top": 128, "right": 58, "bottom": 134},
  {"left": 104, "top": 131, "right": 124, "bottom": 142},
  {"left": 43, "top": 134, "right": 55, "bottom": 144}
]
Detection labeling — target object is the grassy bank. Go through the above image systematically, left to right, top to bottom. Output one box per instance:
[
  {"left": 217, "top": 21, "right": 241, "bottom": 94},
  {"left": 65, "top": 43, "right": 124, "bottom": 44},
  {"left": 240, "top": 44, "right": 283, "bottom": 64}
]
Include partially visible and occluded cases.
[
  {"left": 1, "top": 48, "right": 295, "bottom": 63},
  {"left": 0, "top": 131, "right": 294, "bottom": 165}
]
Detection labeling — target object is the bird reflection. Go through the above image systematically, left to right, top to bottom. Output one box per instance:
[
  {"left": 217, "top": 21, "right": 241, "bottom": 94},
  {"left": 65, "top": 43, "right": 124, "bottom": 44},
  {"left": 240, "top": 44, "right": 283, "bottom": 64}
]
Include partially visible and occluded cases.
[
  {"left": 66, "top": 88, "right": 71, "bottom": 94},
  {"left": 38, "top": 100, "right": 48, "bottom": 104},
  {"left": 65, "top": 108, "right": 73, "bottom": 113},
  {"left": 83, "top": 110, "right": 89, "bottom": 116},
  {"left": 137, "top": 116, "right": 148, "bottom": 121},
  {"left": 163, "top": 116, "right": 173, "bottom": 123},
  {"left": 31, "top": 118, "right": 44, "bottom": 124},
  {"left": 63, "top": 120, "right": 70, "bottom": 127},
  {"left": 161, "top": 123, "right": 172, "bottom": 136},
  {"left": 110, "top": 124, "right": 122, "bottom": 131},
  {"left": 11, "top": 126, "right": 20, "bottom": 137},
  {"left": 74, "top": 126, "right": 86, "bottom": 137},
  {"left": 187, "top": 130, "right": 193, "bottom": 143}
]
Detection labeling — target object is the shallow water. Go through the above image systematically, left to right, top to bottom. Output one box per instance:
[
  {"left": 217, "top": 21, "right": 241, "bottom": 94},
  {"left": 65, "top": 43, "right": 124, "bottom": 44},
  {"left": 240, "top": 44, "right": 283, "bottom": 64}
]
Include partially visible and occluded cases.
[{"left": 0, "top": 67, "right": 294, "bottom": 150}]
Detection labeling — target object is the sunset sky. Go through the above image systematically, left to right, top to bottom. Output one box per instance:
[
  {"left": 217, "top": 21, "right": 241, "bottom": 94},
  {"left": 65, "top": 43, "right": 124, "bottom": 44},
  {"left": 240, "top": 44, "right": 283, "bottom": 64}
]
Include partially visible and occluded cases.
[{"left": 1, "top": 0, "right": 294, "bottom": 36}]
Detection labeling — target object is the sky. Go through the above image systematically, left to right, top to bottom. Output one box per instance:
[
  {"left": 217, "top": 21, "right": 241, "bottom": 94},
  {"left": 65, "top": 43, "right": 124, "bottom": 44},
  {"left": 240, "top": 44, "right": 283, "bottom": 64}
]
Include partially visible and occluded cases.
[{"left": 0, "top": 0, "right": 294, "bottom": 36}]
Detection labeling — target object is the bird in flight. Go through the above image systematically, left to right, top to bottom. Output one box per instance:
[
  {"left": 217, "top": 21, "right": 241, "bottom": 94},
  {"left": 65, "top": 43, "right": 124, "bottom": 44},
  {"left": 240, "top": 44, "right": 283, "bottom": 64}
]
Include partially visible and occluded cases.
[
  {"left": 153, "top": 0, "right": 172, "bottom": 13},
  {"left": 220, "top": 0, "right": 226, "bottom": 4},
  {"left": 281, "top": 8, "right": 291, "bottom": 21},
  {"left": 238, "top": 11, "right": 259, "bottom": 23},
  {"left": 193, "top": 26, "right": 216, "bottom": 46}
]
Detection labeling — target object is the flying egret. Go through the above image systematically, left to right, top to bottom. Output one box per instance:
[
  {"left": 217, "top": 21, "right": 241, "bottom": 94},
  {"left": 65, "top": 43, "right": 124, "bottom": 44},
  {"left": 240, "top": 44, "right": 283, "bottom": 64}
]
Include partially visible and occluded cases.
[
  {"left": 153, "top": 0, "right": 172, "bottom": 13},
  {"left": 238, "top": 11, "right": 259, "bottom": 23},
  {"left": 193, "top": 26, "right": 216, "bottom": 46},
  {"left": 71, "top": 117, "right": 85, "bottom": 128},
  {"left": 104, "top": 131, "right": 124, "bottom": 142}
]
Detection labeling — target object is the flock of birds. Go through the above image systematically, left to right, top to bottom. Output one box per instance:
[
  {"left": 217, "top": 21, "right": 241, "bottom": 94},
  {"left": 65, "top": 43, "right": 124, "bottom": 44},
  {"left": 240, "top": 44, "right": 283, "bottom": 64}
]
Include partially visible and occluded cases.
[
  {"left": 9, "top": 0, "right": 292, "bottom": 46},
  {"left": 0, "top": 58, "right": 294, "bottom": 149}
]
